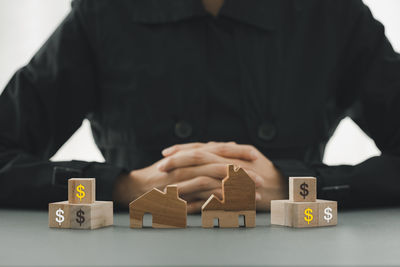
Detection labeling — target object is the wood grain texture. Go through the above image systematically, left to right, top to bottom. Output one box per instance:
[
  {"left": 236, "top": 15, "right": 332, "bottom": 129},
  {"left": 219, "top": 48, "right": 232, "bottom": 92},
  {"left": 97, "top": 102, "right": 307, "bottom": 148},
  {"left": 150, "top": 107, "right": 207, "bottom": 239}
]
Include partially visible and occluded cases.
[
  {"left": 202, "top": 165, "right": 256, "bottom": 228},
  {"left": 202, "top": 165, "right": 255, "bottom": 211},
  {"left": 289, "top": 177, "right": 316, "bottom": 202},
  {"left": 68, "top": 178, "right": 95, "bottom": 204},
  {"left": 129, "top": 185, "right": 187, "bottom": 228},
  {"left": 316, "top": 199, "right": 338, "bottom": 227},
  {"left": 270, "top": 200, "right": 337, "bottom": 228},
  {"left": 270, "top": 200, "right": 292, "bottom": 227},
  {"left": 48, "top": 201, "right": 71, "bottom": 229},
  {"left": 49, "top": 201, "right": 113, "bottom": 229},
  {"left": 69, "top": 201, "right": 113, "bottom": 230},
  {"left": 270, "top": 201, "right": 318, "bottom": 228},
  {"left": 291, "top": 202, "right": 319, "bottom": 228},
  {"left": 202, "top": 210, "right": 255, "bottom": 228}
]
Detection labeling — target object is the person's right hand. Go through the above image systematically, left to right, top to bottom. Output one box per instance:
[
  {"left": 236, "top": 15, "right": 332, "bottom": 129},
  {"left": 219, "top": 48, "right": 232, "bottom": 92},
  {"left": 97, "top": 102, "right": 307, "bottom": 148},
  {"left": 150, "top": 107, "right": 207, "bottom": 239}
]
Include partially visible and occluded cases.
[{"left": 112, "top": 156, "right": 261, "bottom": 212}]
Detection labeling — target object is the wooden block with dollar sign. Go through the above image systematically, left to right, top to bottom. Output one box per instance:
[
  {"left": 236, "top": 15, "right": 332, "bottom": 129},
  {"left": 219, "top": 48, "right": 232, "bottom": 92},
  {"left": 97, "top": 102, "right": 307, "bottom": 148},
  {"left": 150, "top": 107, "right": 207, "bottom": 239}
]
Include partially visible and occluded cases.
[
  {"left": 271, "top": 177, "right": 337, "bottom": 228},
  {"left": 289, "top": 177, "right": 316, "bottom": 202},
  {"left": 68, "top": 178, "right": 95, "bottom": 204},
  {"left": 271, "top": 200, "right": 319, "bottom": 228},
  {"left": 271, "top": 200, "right": 337, "bottom": 228},
  {"left": 317, "top": 200, "right": 338, "bottom": 227},
  {"left": 49, "top": 201, "right": 71, "bottom": 229},
  {"left": 69, "top": 201, "right": 114, "bottom": 230},
  {"left": 290, "top": 202, "right": 319, "bottom": 228}
]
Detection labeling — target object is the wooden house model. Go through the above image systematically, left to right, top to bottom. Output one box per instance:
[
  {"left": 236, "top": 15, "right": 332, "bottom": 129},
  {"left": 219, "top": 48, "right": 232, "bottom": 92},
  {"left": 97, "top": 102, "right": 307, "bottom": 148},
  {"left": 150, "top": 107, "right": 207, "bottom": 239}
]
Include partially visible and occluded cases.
[
  {"left": 202, "top": 164, "right": 256, "bottom": 228},
  {"left": 129, "top": 185, "right": 187, "bottom": 228}
]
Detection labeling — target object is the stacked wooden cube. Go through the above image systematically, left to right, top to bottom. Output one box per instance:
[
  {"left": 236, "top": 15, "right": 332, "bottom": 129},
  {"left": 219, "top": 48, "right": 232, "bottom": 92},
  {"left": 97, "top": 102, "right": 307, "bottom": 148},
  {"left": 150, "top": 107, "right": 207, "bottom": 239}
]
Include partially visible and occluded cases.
[
  {"left": 271, "top": 177, "right": 337, "bottom": 228},
  {"left": 48, "top": 178, "right": 113, "bottom": 230}
]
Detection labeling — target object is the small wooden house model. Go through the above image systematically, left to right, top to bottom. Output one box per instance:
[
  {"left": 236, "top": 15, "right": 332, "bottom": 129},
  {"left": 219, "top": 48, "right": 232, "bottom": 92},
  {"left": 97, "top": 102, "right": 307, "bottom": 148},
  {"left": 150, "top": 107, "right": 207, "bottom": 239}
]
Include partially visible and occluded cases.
[
  {"left": 202, "top": 164, "right": 256, "bottom": 228},
  {"left": 129, "top": 185, "right": 187, "bottom": 228}
]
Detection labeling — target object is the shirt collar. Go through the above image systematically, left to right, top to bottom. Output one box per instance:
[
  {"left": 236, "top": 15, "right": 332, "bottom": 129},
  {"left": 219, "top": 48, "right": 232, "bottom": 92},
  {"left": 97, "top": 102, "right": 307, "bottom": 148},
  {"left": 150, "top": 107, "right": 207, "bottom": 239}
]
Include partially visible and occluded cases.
[{"left": 130, "top": 0, "right": 280, "bottom": 31}]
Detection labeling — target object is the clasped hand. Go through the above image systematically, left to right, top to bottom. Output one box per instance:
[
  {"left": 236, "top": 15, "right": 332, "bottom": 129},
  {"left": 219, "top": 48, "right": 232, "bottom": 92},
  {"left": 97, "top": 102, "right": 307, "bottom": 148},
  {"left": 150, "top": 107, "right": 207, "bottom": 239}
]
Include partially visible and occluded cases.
[{"left": 113, "top": 142, "right": 287, "bottom": 212}]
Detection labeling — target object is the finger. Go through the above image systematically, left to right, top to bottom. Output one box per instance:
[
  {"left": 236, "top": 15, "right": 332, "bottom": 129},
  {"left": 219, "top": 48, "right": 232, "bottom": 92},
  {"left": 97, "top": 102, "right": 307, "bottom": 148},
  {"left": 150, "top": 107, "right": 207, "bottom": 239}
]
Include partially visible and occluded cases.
[
  {"left": 162, "top": 141, "right": 237, "bottom": 157},
  {"left": 161, "top": 142, "right": 206, "bottom": 157},
  {"left": 202, "top": 143, "right": 258, "bottom": 161},
  {"left": 158, "top": 150, "right": 230, "bottom": 172},
  {"left": 165, "top": 163, "right": 263, "bottom": 188},
  {"left": 167, "top": 163, "right": 228, "bottom": 184},
  {"left": 244, "top": 169, "right": 263, "bottom": 188},
  {"left": 175, "top": 176, "right": 222, "bottom": 196},
  {"left": 182, "top": 188, "right": 223, "bottom": 202},
  {"left": 183, "top": 188, "right": 259, "bottom": 202},
  {"left": 184, "top": 188, "right": 261, "bottom": 202},
  {"left": 256, "top": 192, "right": 261, "bottom": 201},
  {"left": 187, "top": 193, "right": 260, "bottom": 213},
  {"left": 187, "top": 200, "right": 205, "bottom": 214}
]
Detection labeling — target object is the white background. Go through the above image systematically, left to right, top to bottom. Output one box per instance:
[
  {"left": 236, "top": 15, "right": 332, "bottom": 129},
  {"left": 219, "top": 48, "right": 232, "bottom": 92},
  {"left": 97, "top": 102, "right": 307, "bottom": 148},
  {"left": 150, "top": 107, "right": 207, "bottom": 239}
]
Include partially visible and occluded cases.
[{"left": 0, "top": 0, "right": 399, "bottom": 166}]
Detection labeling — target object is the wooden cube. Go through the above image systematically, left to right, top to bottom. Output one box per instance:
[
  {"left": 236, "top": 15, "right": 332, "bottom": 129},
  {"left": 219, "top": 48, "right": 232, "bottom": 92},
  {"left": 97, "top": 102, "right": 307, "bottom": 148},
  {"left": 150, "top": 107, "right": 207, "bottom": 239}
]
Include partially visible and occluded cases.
[
  {"left": 289, "top": 177, "right": 316, "bottom": 202},
  {"left": 68, "top": 178, "right": 95, "bottom": 204},
  {"left": 317, "top": 199, "right": 338, "bottom": 227},
  {"left": 270, "top": 200, "right": 292, "bottom": 227},
  {"left": 271, "top": 200, "right": 319, "bottom": 228},
  {"left": 49, "top": 201, "right": 70, "bottom": 229},
  {"left": 69, "top": 201, "right": 113, "bottom": 230},
  {"left": 291, "top": 202, "right": 319, "bottom": 227}
]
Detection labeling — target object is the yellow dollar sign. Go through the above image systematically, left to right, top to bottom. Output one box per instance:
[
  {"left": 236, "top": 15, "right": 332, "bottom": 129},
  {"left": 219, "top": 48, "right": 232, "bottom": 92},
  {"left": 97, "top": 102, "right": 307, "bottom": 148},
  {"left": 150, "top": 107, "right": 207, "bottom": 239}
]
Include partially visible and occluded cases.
[
  {"left": 76, "top": 184, "right": 85, "bottom": 202},
  {"left": 304, "top": 208, "right": 313, "bottom": 224}
]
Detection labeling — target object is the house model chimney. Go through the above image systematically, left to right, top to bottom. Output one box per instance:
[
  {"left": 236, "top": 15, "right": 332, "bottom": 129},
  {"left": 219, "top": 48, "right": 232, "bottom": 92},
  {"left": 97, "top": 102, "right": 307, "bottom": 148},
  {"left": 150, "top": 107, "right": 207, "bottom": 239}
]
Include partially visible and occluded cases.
[{"left": 165, "top": 185, "right": 178, "bottom": 198}]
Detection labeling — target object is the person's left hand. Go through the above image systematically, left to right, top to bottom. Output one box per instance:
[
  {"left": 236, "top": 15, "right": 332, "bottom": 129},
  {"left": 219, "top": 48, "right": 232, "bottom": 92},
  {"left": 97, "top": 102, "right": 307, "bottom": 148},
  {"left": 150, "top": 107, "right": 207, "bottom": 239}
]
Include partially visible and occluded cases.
[{"left": 159, "top": 142, "right": 288, "bottom": 211}]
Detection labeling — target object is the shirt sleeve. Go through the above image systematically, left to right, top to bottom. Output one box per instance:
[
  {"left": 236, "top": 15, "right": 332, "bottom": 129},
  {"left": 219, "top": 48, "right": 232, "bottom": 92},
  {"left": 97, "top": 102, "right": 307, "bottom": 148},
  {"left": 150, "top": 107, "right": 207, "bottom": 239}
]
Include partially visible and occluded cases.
[
  {"left": 275, "top": 0, "right": 400, "bottom": 208},
  {"left": 0, "top": 1, "right": 125, "bottom": 208}
]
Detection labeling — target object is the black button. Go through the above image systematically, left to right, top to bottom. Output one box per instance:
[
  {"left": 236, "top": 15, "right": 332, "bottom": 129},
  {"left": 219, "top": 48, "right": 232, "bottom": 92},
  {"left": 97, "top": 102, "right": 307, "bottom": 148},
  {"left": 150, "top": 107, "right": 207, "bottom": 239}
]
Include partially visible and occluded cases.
[
  {"left": 174, "top": 121, "right": 193, "bottom": 139},
  {"left": 257, "top": 122, "right": 277, "bottom": 141}
]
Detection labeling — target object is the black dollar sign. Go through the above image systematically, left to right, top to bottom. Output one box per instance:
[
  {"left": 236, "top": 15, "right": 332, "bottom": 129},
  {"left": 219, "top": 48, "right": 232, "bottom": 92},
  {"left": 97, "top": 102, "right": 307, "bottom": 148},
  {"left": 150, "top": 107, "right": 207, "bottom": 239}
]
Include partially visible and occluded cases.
[
  {"left": 299, "top": 182, "right": 309, "bottom": 199},
  {"left": 76, "top": 209, "right": 85, "bottom": 226}
]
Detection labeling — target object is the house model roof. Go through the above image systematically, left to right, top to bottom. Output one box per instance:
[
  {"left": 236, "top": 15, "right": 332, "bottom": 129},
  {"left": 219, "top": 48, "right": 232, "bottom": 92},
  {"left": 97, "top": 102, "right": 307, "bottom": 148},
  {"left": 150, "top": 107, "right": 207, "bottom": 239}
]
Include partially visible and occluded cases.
[{"left": 202, "top": 164, "right": 256, "bottom": 211}]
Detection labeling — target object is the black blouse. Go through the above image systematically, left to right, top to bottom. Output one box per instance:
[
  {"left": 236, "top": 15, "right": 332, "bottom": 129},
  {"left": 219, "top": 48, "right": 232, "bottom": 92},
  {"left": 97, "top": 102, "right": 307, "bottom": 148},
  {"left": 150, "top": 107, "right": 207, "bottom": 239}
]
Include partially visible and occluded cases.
[{"left": 1, "top": 0, "right": 399, "bottom": 208}]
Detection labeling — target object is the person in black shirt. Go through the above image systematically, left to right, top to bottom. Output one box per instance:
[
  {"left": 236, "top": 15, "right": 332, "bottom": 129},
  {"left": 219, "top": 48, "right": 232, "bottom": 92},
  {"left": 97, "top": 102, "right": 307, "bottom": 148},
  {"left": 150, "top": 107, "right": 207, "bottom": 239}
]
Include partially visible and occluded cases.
[{"left": 0, "top": 0, "right": 399, "bottom": 212}]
